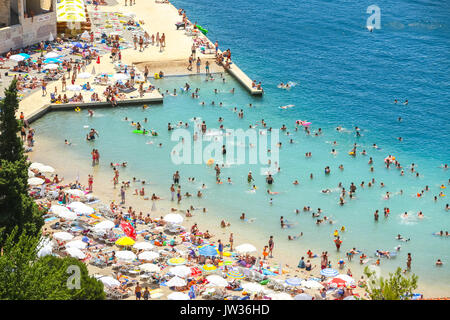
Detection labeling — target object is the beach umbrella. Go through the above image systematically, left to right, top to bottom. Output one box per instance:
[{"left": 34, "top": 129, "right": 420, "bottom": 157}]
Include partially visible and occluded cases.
[
  {"left": 45, "top": 52, "right": 59, "bottom": 59},
  {"left": 18, "top": 53, "right": 30, "bottom": 59},
  {"left": 10, "top": 54, "right": 26, "bottom": 62},
  {"left": 43, "top": 58, "right": 61, "bottom": 64},
  {"left": 43, "top": 64, "right": 59, "bottom": 70},
  {"left": 78, "top": 72, "right": 92, "bottom": 79},
  {"left": 113, "top": 73, "right": 129, "bottom": 81},
  {"left": 67, "top": 84, "right": 82, "bottom": 92},
  {"left": 29, "top": 162, "right": 45, "bottom": 170},
  {"left": 38, "top": 165, "right": 55, "bottom": 173},
  {"left": 28, "top": 170, "right": 35, "bottom": 178},
  {"left": 28, "top": 177, "right": 45, "bottom": 185},
  {"left": 64, "top": 189, "right": 85, "bottom": 197},
  {"left": 67, "top": 201, "right": 94, "bottom": 215},
  {"left": 50, "top": 205, "right": 72, "bottom": 216},
  {"left": 56, "top": 209, "right": 77, "bottom": 220},
  {"left": 163, "top": 213, "right": 183, "bottom": 224},
  {"left": 93, "top": 220, "right": 115, "bottom": 231},
  {"left": 53, "top": 231, "right": 74, "bottom": 241},
  {"left": 115, "top": 236, "right": 135, "bottom": 246},
  {"left": 37, "top": 238, "right": 54, "bottom": 258},
  {"left": 66, "top": 239, "right": 88, "bottom": 249},
  {"left": 133, "top": 241, "right": 154, "bottom": 251},
  {"left": 235, "top": 243, "right": 257, "bottom": 254},
  {"left": 198, "top": 245, "right": 218, "bottom": 257},
  {"left": 66, "top": 247, "right": 86, "bottom": 259},
  {"left": 115, "top": 250, "right": 136, "bottom": 262},
  {"left": 138, "top": 251, "right": 160, "bottom": 261},
  {"left": 167, "top": 257, "right": 186, "bottom": 266},
  {"left": 139, "top": 263, "right": 160, "bottom": 273},
  {"left": 201, "top": 264, "right": 217, "bottom": 272},
  {"left": 170, "top": 266, "right": 192, "bottom": 278},
  {"left": 190, "top": 267, "right": 202, "bottom": 277},
  {"left": 320, "top": 268, "right": 339, "bottom": 277},
  {"left": 226, "top": 270, "right": 245, "bottom": 279},
  {"left": 333, "top": 274, "right": 356, "bottom": 285},
  {"left": 206, "top": 275, "right": 228, "bottom": 287},
  {"left": 99, "top": 276, "right": 120, "bottom": 288},
  {"left": 166, "top": 276, "right": 187, "bottom": 287},
  {"left": 285, "top": 277, "right": 303, "bottom": 287},
  {"left": 327, "top": 277, "right": 347, "bottom": 288},
  {"left": 300, "top": 280, "right": 324, "bottom": 289},
  {"left": 242, "top": 282, "right": 264, "bottom": 293},
  {"left": 167, "top": 292, "right": 190, "bottom": 300},
  {"left": 268, "top": 292, "right": 294, "bottom": 300},
  {"left": 294, "top": 293, "right": 313, "bottom": 300}
]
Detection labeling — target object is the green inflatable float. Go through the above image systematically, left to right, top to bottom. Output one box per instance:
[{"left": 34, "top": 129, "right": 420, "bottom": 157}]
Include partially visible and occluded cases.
[{"left": 197, "top": 25, "right": 208, "bottom": 35}]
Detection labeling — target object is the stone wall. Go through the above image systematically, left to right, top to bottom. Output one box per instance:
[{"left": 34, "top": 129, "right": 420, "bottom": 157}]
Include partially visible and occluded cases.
[
  {"left": 0, "top": 0, "right": 56, "bottom": 54},
  {"left": 0, "top": 0, "right": 11, "bottom": 27}
]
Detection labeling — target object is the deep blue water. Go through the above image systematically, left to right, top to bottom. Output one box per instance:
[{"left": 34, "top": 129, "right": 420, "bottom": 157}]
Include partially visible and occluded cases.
[{"left": 172, "top": 0, "right": 450, "bottom": 163}]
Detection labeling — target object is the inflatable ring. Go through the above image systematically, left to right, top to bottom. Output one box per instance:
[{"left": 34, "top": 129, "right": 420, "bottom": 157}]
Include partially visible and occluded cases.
[
  {"left": 154, "top": 73, "right": 160, "bottom": 79},
  {"left": 74, "top": 107, "right": 81, "bottom": 112},
  {"left": 206, "top": 158, "right": 214, "bottom": 166}
]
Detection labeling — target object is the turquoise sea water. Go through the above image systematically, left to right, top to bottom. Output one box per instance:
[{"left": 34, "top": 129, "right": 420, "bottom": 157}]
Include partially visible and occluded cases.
[{"left": 31, "top": 0, "right": 449, "bottom": 294}]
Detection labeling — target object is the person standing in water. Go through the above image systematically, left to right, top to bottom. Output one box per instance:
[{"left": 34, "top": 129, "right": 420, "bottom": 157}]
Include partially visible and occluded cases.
[{"left": 334, "top": 236, "right": 342, "bottom": 251}]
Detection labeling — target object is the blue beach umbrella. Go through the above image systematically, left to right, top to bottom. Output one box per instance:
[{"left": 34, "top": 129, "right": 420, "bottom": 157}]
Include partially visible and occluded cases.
[
  {"left": 18, "top": 53, "right": 30, "bottom": 59},
  {"left": 44, "top": 58, "right": 61, "bottom": 64},
  {"left": 198, "top": 245, "right": 218, "bottom": 257},
  {"left": 320, "top": 268, "right": 339, "bottom": 277},
  {"left": 285, "top": 277, "right": 302, "bottom": 286}
]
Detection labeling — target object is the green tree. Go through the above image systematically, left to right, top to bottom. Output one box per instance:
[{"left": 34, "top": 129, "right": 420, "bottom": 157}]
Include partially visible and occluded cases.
[
  {"left": 0, "top": 79, "right": 25, "bottom": 163},
  {"left": 0, "top": 159, "right": 44, "bottom": 244},
  {"left": 0, "top": 228, "right": 105, "bottom": 300},
  {"left": 363, "top": 266, "right": 418, "bottom": 300}
]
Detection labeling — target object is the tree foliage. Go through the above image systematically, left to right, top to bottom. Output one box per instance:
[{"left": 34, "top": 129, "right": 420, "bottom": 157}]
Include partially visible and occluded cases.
[
  {"left": 0, "top": 79, "right": 25, "bottom": 163},
  {"left": 0, "top": 228, "right": 105, "bottom": 300},
  {"left": 363, "top": 266, "right": 418, "bottom": 300}
]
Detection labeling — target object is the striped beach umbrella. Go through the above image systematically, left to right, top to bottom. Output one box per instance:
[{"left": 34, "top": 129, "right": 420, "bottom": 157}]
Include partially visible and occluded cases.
[
  {"left": 320, "top": 268, "right": 339, "bottom": 277},
  {"left": 226, "top": 270, "right": 245, "bottom": 279},
  {"left": 285, "top": 277, "right": 303, "bottom": 286}
]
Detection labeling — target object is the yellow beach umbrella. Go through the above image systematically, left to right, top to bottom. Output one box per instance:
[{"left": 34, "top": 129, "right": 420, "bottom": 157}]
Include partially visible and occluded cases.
[
  {"left": 115, "top": 236, "right": 135, "bottom": 246},
  {"left": 167, "top": 257, "right": 186, "bottom": 266},
  {"left": 202, "top": 264, "right": 217, "bottom": 272}
]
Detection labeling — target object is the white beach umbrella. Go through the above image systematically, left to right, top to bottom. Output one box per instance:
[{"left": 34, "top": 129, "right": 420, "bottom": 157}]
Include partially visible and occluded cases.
[
  {"left": 45, "top": 52, "right": 59, "bottom": 58},
  {"left": 9, "top": 54, "right": 26, "bottom": 62},
  {"left": 43, "top": 64, "right": 59, "bottom": 70},
  {"left": 78, "top": 72, "right": 92, "bottom": 79},
  {"left": 113, "top": 73, "right": 130, "bottom": 81},
  {"left": 67, "top": 84, "right": 82, "bottom": 92},
  {"left": 30, "top": 162, "right": 45, "bottom": 170},
  {"left": 38, "top": 165, "right": 55, "bottom": 173},
  {"left": 28, "top": 170, "right": 35, "bottom": 178},
  {"left": 28, "top": 177, "right": 45, "bottom": 185},
  {"left": 65, "top": 189, "right": 85, "bottom": 197},
  {"left": 67, "top": 201, "right": 94, "bottom": 215},
  {"left": 50, "top": 205, "right": 71, "bottom": 215},
  {"left": 55, "top": 208, "right": 77, "bottom": 220},
  {"left": 163, "top": 213, "right": 184, "bottom": 224},
  {"left": 93, "top": 220, "right": 115, "bottom": 231},
  {"left": 53, "top": 231, "right": 74, "bottom": 241},
  {"left": 37, "top": 237, "right": 54, "bottom": 258},
  {"left": 66, "top": 239, "right": 87, "bottom": 250},
  {"left": 133, "top": 241, "right": 154, "bottom": 251},
  {"left": 235, "top": 243, "right": 257, "bottom": 254},
  {"left": 66, "top": 247, "right": 86, "bottom": 259},
  {"left": 115, "top": 250, "right": 136, "bottom": 261},
  {"left": 138, "top": 251, "right": 159, "bottom": 261},
  {"left": 139, "top": 263, "right": 160, "bottom": 273},
  {"left": 169, "top": 265, "right": 191, "bottom": 278},
  {"left": 206, "top": 275, "right": 228, "bottom": 287},
  {"left": 99, "top": 276, "right": 120, "bottom": 287},
  {"left": 166, "top": 276, "right": 187, "bottom": 287},
  {"left": 300, "top": 280, "right": 324, "bottom": 289},
  {"left": 242, "top": 282, "right": 264, "bottom": 293},
  {"left": 167, "top": 292, "right": 190, "bottom": 300},
  {"left": 267, "top": 292, "right": 294, "bottom": 300},
  {"left": 294, "top": 293, "right": 313, "bottom": 300}
]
